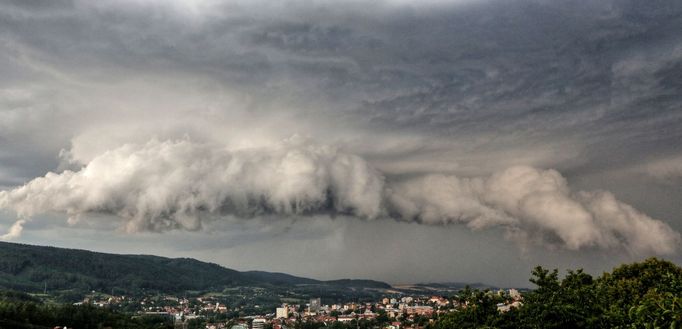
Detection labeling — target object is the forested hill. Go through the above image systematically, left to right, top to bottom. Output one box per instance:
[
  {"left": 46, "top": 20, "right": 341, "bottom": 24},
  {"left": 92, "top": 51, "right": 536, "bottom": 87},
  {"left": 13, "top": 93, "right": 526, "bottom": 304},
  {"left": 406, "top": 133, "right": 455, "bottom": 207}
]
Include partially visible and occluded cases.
[{"left": 0, "top": 241, "right": 390, "bottom": 294}]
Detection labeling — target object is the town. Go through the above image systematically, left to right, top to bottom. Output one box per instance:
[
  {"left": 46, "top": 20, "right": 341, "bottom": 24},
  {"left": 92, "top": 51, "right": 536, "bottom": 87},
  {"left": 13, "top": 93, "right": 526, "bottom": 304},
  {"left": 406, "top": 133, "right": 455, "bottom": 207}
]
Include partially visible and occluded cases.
[{"left": 80, "top": 289, "right": 524, "bottom": 329}]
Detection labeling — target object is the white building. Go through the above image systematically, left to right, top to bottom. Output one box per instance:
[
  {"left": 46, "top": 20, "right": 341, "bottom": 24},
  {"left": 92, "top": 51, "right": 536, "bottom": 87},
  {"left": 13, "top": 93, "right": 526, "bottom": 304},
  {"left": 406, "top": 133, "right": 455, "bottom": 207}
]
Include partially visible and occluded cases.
[
  {"left": 309, "top": 298, "right": 321, "bottom": 312},
  {"left": 276, "top": 306, "right": 289, "bottom": 319},
  {"left": 338, "top": 315, "right": 355, "bottom": 323},
  {"left": 251, "top": 318, "right": 267, "bottom": 329}
]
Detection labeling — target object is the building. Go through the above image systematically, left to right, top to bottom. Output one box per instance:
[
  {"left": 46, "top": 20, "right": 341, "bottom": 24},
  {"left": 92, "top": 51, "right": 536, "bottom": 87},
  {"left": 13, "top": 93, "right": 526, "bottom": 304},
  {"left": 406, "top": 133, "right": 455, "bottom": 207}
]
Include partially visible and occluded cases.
[
  {"left": 508, "top": 289, "right": 522, "bottom": 300},
  {"left": 429, "top": 296, "right": 449, "bottom": 307},
  {"left": 309, "top": 298, "right": 321, "bottom": 312},
  {"left": 216, "top": 303, "right": 228, "bottom": 313},
  {"left": 276, "top": 306, "right": 289, "bottom": 319},
  {"left": 405, "top": 306, "right": 433, "bottom": 316},
  {"left": 338, "top": 315, "right": 355, "bottom": 323},
  {"left": 251, "top": 318, "right": 267, "bottom": 329},
  {"left": 385, "top": 322, "right": 401, "bottom": 329}
]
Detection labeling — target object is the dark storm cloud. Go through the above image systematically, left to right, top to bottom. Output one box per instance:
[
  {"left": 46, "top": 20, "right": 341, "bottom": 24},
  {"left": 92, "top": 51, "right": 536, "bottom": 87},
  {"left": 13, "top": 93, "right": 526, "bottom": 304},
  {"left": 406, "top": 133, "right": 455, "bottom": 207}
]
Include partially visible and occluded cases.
[{"left": 1, "top": 0, "right": 681, "bottom": 263}]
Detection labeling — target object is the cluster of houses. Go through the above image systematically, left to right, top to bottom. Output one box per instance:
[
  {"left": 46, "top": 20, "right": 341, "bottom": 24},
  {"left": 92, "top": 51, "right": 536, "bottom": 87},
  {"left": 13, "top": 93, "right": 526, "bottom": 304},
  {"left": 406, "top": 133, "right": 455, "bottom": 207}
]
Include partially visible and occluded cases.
[
  {"left": 80, "top": 288, "right": 523, "bottom": 329},
  {"left": 496, "top": 288, "right": 523, "bottom": 312},
  {"left": 202, "top": 289, "right": 523, "bottom": 329}
]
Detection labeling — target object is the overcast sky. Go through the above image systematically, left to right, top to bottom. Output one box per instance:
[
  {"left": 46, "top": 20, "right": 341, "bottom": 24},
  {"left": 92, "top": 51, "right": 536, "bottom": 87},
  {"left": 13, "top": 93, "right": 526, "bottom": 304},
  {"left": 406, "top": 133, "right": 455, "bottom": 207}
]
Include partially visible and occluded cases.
[{"left": 1, "top": 0, "right": 682, "bottom": 287}]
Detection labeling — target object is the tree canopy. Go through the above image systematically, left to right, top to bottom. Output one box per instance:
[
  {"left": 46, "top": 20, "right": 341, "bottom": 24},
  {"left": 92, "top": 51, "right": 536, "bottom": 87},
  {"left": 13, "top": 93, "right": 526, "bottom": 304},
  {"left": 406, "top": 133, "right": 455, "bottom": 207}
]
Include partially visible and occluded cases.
[{"left": 432, "top": 258, "right": 682, "bottom": 329}]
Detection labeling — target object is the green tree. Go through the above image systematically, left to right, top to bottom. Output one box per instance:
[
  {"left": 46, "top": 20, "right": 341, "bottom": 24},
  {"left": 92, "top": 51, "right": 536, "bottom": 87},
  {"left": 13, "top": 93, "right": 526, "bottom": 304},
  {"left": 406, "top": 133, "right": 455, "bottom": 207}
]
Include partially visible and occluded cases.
[
  {"left": 431, "top": 258, "right": 682, "bottom": 329},
  {"left": 432, "top": 289, "right": 502, "bottom": 329}
]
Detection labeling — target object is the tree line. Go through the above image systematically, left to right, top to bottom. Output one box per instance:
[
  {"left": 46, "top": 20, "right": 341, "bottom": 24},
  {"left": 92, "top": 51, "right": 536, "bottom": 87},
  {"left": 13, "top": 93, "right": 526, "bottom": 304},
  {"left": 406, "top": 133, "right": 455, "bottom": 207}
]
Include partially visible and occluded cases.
[{"left": 431, "top": 258, "right": 682, "bottom": 328}]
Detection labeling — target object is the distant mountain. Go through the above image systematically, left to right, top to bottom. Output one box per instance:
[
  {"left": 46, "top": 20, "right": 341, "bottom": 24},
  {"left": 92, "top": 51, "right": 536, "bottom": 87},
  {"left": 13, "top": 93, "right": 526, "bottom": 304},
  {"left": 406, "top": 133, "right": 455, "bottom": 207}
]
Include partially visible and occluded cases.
[
  {"left": 0, "top": 241, "right": 391, "bottom": 296},
  {"left": 243, "top": 270, "right": 320, "bottom": 285},
  {"left": 243, "top": 271, "right": 391, "bottom": 289},
  {"left": 325, "top": 279, "right": 392, "bottom": 289},
  {"left": 392, "top": 281, "right": 503, "bottom": 295},
  {"left": 415, "top": 282, "right": 498, "bottom": 290}
]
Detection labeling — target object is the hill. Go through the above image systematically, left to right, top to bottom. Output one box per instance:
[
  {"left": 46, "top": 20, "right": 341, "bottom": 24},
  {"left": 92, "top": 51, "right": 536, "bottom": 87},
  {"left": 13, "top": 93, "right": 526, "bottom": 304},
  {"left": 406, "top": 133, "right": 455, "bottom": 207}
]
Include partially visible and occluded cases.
[{"left": 0, "top": 241, "right": 390, "bottom": 298}]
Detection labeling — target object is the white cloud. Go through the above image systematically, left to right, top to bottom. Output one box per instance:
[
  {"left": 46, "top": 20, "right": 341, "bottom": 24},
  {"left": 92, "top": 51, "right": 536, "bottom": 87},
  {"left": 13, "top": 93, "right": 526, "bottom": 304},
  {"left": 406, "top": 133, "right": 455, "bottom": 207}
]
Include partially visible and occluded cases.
[
  {"left": 0, "top": 138, "right": 385, "bottom": 233},
  {"left": 1, "top": 139, "right": 678, "bottom": 255},
  {"left": 388, "top": 166, "right": 680, "bottom": 254},
  {"left": 0, "top": 219, "right": 26, "bottom": 240}
]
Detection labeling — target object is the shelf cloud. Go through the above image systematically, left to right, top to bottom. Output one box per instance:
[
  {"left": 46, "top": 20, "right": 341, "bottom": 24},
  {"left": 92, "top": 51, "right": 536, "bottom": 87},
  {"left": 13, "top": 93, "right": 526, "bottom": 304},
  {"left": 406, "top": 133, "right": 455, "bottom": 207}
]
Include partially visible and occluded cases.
[{"left": 2, "top": 138, "right": 678, "bottom": 254}]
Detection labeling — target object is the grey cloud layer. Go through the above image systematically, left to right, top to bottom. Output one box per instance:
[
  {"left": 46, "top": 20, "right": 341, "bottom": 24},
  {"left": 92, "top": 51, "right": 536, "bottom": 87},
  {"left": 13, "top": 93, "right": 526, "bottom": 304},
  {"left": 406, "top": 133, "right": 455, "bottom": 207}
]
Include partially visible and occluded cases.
[
  {"left": 1, "top": 0, "right": 681, "bottom": 177},
  {"left": 1, "top": 139, "right": 678, "bottom": 254},
  {"left": 641, "top": 156, "right": 682, "bottom": 180}
]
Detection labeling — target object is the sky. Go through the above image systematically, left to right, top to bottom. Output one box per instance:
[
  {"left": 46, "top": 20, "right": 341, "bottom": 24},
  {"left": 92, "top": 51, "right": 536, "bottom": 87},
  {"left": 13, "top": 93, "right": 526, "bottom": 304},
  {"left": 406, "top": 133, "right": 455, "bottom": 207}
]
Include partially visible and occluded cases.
[{"left": 1, "top": 0, "right": 682, "bottom": 287}]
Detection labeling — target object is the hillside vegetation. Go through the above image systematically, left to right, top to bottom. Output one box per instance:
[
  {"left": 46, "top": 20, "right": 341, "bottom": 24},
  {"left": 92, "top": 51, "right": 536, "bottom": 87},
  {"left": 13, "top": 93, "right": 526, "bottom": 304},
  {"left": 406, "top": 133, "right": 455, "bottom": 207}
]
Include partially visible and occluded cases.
[{"left": 0, "top": 241, "right": 389, "bottom": 299}]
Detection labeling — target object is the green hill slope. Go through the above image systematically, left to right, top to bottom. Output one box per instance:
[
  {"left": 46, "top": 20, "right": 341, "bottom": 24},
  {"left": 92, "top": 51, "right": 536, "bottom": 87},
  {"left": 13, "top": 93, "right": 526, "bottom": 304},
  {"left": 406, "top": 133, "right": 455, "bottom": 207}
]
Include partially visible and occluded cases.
[
  {"left": 0, "top": 241, "right": 391, "bottom": 296},
  {"left": 0, "top": 242, "right": 251, "bottom": 293}
]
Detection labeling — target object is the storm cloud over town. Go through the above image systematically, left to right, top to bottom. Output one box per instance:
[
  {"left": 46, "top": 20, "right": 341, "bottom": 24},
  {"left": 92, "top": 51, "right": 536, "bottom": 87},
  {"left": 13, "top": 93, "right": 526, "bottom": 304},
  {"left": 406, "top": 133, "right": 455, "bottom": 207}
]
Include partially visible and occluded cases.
[{"left": 1, "top": 0, "right": 682, "bottom": 287}]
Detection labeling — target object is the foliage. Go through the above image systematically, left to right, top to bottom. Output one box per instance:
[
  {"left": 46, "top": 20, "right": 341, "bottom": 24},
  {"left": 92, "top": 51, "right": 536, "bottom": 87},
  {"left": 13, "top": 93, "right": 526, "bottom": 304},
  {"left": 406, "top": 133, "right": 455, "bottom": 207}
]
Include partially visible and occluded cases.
[
  {"left": 0, "top": 241, "right": 247, "bottom": 295},
  {"left": 431, "top": 258, "right": 682, "bottom": 329},
  {"left": 432, "top": 287, "right": 506, "bottom": 329},
  {"left": 0, "top": 290, "right": 173, "bottom": 328}
]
